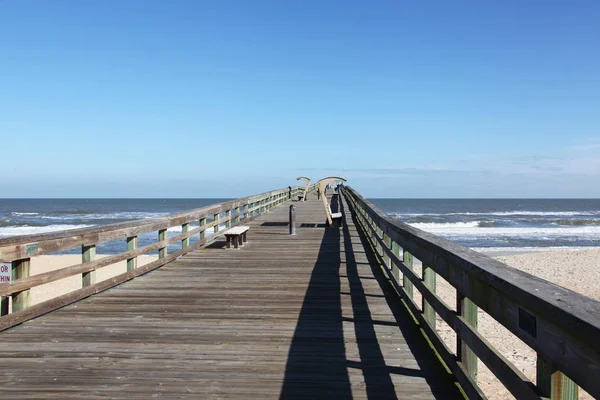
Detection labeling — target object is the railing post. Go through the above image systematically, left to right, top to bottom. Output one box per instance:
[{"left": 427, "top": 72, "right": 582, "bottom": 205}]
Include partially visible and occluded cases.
[
  {"left": 289, "top": 205, "right": 296, "bottom": 235},
  {"left": 234, "top": 207, "right": 240, "bottom": 224},
  {"left": 226, "top": 209, "right": 231, "bottom": 228},
  {"left": 214, "top": 213, "right": 220, "bottom": 234},
  {"left": 199, "top": 218, "right": 206, "bottom": 240},
  {"left": 182, "top": 223, "right": 190, "bottom": 248},
  {"left": 376, "top": 227, "right": 383, "bottom": 258},
  {"left": 158, "top": 229, "right": 167, "bottom": 259},
  {"left": 383, "top": 233, "right": 391, "bottom": 269},
  {"left": 127, "top": 236, "right": 138, "bottom": 272},
  {"left": 391, "top": 241, "right": 401, "bottom": 282},
  {"left": 82, "top": 245, "right": 96, "bottom": 288},
  {"left": 403, "top": 250, "right": 414, "bottom": 298},
  {"left": 11, "top": 258, "right": 31, "bottom": 312},
  {"left": 422, "top": 264, "right": 436, "bottom": 327},
  {"left": 457, "top": 293, "right": 478, "bottom": 381},
  {"left": 0, "top": 295, "right": 8, "bottom": 316},
  {"left": 537, "top": 356, "right": 579, "bottom": 400}
]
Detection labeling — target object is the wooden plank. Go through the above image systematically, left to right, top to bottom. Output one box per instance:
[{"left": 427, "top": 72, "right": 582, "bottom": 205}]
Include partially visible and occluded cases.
[{"left": 0, "top": 194, "right": 462, "bottom": 399}]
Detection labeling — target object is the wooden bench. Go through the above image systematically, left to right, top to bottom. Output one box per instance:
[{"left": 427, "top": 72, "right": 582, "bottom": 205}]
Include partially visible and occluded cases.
[
  {"left": 297, "top": 194, "right": 304, "bottom": 201},
  {"left": 328, "top": 206, "right": 343, "bottom": 227},
  {"left": 224, "top": 226, "right": 250, "bottom": 249}
]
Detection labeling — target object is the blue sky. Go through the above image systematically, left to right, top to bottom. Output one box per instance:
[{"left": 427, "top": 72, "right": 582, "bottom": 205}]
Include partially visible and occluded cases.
[{"left": 1, "top": 1, "right": 599, "bottom": 198}]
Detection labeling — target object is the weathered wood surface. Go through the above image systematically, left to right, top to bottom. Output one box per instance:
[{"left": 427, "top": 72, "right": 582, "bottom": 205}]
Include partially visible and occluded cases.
[
  {"left": 344, "top": 186, "right": 600, "bottom": 399},
  {"left": 0, "top": 193, "right": 461, "bottom": 399}
]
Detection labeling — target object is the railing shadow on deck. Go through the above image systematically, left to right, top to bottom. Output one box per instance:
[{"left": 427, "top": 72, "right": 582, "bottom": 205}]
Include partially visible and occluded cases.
[
  {"left": 279, "top": 194, "right": 353, "bottom": 399},
  {"left": 281, "top": 195, "right": 459, "bottom": 399},
  {"left": 339, "top": 195, "right": 463, "bottom": 399}
]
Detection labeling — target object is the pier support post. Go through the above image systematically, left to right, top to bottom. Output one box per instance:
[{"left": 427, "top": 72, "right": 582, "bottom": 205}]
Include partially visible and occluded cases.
[{"left": 289, "top": 205, "right": 296, "bottom": 235}]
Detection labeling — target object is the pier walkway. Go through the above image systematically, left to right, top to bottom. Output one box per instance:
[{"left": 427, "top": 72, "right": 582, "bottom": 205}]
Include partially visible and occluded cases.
[{"left": 0, "top": 194, "right": 461, "bottom": 399}]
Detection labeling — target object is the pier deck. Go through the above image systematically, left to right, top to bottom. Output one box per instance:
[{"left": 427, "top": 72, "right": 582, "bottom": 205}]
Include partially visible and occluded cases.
[{"left": 0, "top": 194, "right": 461, "bottom": 399}]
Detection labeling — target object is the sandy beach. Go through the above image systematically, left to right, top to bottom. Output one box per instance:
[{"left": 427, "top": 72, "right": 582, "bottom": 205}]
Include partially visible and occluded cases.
[
  {"left": 16, "top": 249, "right": 600, "bottom": 398},
  {"left": 26, "top": 254, "right": 158, "bottom": 306}
]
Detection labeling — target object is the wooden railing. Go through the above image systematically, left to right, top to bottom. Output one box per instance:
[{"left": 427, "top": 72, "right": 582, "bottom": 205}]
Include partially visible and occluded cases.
[
  {"left": 0, "top": 186, "right": 304, "bottom": 330},
  {"left": 344, "top": 186, "right": 600, "bottom": 400}
]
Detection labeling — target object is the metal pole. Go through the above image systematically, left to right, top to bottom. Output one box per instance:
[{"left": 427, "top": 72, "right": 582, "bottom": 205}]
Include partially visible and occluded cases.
[{"left": 289, "top": 205, "right": 296, "bottom": 235}]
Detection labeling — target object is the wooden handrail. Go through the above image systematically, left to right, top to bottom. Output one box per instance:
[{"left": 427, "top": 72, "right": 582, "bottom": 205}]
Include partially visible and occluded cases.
[
  {"left": 0, "top": 185, "right": 304, "bottom": 329},
  {"left": 343, "top": 186, "right": 600, "bottom": 400}
]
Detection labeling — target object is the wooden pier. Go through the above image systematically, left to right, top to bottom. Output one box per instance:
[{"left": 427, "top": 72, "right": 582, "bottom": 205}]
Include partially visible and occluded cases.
[{"left": 1, "top": 184, "right": 599, "bottom": 399}]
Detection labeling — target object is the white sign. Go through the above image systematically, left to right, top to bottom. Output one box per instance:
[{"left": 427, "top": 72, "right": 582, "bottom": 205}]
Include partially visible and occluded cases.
[{"left": 0, "top": 263, "right": 11, "bottom": 283}]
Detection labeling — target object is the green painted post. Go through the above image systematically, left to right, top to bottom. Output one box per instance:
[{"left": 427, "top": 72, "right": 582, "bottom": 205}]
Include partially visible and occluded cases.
[
  {"left": 234, "top": 207, "right": 240, "bottom": 224},
  {"left": 225, "top": 209, "right": 231, "bottom": 228},
  {"left": 214, "top": 213, "right": 220, "bottom": 234},
  {"left": 199, "top": 218, "right": 206, "bottom": 240},
  {"left": 182, "top": 223, "right": 190, "bottom": 248},
  {"left": 376, "top": 227, "right": 383, "bottom": 258},
  {"left": 158, "top": 229, "right": 167, "bottom": 259},
  {"left": 383, "top": 233, "right": 391, "bottom": 269},
  {"left": 127, "top": 236, "right": 138, "bottom": 272},
  {"left": 391, "top": 241, "right": 401, "bottom": 282},
  {"left": 82, "top": 245, "right": 96, "bottom": 288},
  {"left": 403, "top": 250, "right": 414, "bottom": 298},
  {"left": 11, "top": 258, "right": 31, "bottom": 312},
  {"left": 422, "top": 264, "right": 437, "bottom": 327},
  {"left": 457, "top": 293, "right": 478, "bottom": 381},
  {"left": 0, "top": 295, "right": 7, "bottom": 316},
  {"left": 537, "top": 356, "right": 579, "bottom": 400}
]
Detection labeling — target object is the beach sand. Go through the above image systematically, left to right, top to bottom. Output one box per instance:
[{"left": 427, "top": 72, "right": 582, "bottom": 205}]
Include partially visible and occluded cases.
[
  {"left": 14, "top": 249, "right": 600, "bottom": 398},
  {"left": 422, "top": 249, "right": 600, "bottom": 400},
  {"left": 26, "top": 254, "right": 158, "bottom": 306}
]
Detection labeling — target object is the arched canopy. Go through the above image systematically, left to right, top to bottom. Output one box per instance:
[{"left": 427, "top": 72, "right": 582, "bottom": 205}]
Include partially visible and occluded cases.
[
  {"left": 316, "top": 176, "right": 346, "bottom": 194},
  {"left": 296, "top": 177, "right": 311, "bottom": 200},
  {"left": 316, "top": 177, "right": 347, "bottom": 225}
]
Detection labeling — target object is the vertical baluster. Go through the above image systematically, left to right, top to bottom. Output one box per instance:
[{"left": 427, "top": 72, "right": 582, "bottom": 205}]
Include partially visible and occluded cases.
[
  {"left": 226, "top": 209, "right": 231, "bottom": 228},
  {"left": 214, "top": 213, "right": 220, "bottom": 234},
  {"left": 199, "top": 218, "right": 206, "bottom": 240},
  {"left": 182, "top": 223, "right": 190, "bottom": 248},
  {"left": 158, "top": 229, "right": 168, "bottom": 259},
  {"left": 383, "top": 233, "right": 391, "bottom": 268},
  {"left": 127, "top": 236, "right": 138, "bottom": 272},
  {"left": 391, "top": 241, "right": 401, "bottom": 282},
  {"left": 82, "top": 245, "right": 96, "bottom": 288},
  {"left": 403, "top": 250, "right": 414, "bottom": 297},
  {"left": 11, "top": 258, "right": 31, "bottom": 312},
  {"left": 422, "top": 264, "right": 437, "bottom": 327},
  {"left": 457, "top": 293, "right": 478, "bottom": 381},
  {"left": 0, "top": 294, "right": 8, "bottom": 316},
  {"left": 537, "top": 356, "right": 578, "bottom": 400}
]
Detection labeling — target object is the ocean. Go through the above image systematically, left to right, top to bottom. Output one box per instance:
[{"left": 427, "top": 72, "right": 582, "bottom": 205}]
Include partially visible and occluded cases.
[
  {"left": 1, "top": 198, "right": 600, "bottom": 255},
  {"left": 371, "top": 198, "right": 600, "bottom": 254},
  {"left": 0, "top": 199, "right": 231, "bottom": 255}
]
